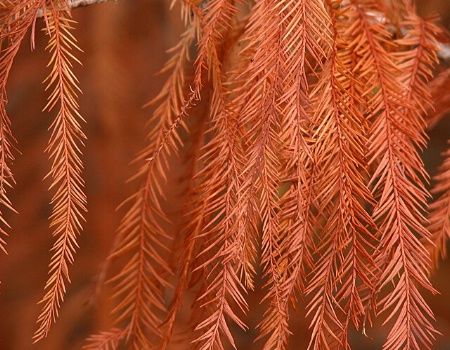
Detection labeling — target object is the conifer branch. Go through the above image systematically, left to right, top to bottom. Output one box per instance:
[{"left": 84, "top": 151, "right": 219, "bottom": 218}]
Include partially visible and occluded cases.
[
  {"left": 0, "top": 0, "right": 46, "bottom": 255},
  {"left": 233, "top": 0, "right": 293, "bottom": 348},
  {"left": 34, "top": 1, "right": 86, "bottom": 341},
  {"left": 268, "top": 1, "right": 330, "bottom": 345},
  {"left": 305, "top": 2, "right": 378, "bottom": 348},
  {"left": 350, "top": 3, "right": 439, "bottom": 348},
  {"left": 85, "top": 4, "right": 199, "bottom": 349},
  {"left": 189, "top": 13, "right": 250, "bottom": 350},
  {"left": 188, "top": 82, "right": 249, "bottom": 350},
  {"left": 428, "top": 144, "right": 450, "bottom": 268}
]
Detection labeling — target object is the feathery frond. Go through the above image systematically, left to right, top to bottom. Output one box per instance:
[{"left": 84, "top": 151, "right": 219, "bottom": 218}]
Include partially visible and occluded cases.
[
  {"left": 0, "top": 0, "right": 45, "bottom": 253},
  {"left": 34, "top": 0, "right": 86, "bottom": 341},
  {"left": 217, "top": 0, "right": 295, "bottom": 347},
  {"left": 227, "top": 0, "right": 326, "bottom": 348},
  {"left": 257, "top": 0, "right": 331, "bottom": 347},
  {"left": 305, "top": 2, "right": 377, "bottom": 349},
  {"left": 85, "top": 3, "right": 200, "bottom": 349},
  {"left": 186, "top": 4, "right": 252, "bottom": 350},
  {"left": 351, "top": 5, "right": 440, "bottom": 349},
  {"left": 426, "top": 68, "right": 450, "bottom": 129},
  {"left": 428, "top": 144, "right": 450, "bottom": 268},
  {"left": 84, "top": 329, "right": 128, "bottom": 350}
]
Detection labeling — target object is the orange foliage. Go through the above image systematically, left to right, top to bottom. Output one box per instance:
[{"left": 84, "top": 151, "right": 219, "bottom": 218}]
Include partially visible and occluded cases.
[{"left": 1, "top": 0, "right": 450, "bottom": 350}]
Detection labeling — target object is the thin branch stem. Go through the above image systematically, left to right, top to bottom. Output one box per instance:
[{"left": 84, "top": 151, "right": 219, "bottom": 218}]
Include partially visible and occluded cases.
[{"left": 37, "top": 0, "right": 113, "bottom": 18}]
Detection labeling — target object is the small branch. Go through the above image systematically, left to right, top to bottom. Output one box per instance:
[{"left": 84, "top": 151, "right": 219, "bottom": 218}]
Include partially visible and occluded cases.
[
  {"left": 37, "top": 0, "right": 113, "bottom": 18},
  {"left": 61, "top": 0, "right": 113, "bottom": 10}
]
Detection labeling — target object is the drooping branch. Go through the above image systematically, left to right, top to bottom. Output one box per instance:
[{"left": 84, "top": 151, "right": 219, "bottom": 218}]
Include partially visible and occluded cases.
[{"left": 34, "top": 2, "right": 86, "bottom": 342}]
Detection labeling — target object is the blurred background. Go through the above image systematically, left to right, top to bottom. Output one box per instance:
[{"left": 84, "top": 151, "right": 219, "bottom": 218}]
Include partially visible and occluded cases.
[{"left": 0, "top": 0, "right": 449, "bottom": 349}]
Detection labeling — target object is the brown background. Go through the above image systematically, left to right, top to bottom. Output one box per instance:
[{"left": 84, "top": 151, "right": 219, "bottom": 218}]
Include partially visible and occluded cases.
[{"left": 0, "top": 0, "right": 449, "bottom": 349}]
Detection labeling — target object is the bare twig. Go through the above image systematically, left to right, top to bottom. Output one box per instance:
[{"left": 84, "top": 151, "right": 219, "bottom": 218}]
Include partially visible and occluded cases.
[
  {"left": 37, "top": 0, "right": 114, "bottom": 17},
  {"left": 55, "top": 0, "right": 113, "bottom": 11}
]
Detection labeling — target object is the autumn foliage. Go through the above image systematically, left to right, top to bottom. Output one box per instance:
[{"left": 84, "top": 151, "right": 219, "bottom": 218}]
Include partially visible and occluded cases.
[{"left": 1, "top": 0, "right": 450, "bottom": 349}]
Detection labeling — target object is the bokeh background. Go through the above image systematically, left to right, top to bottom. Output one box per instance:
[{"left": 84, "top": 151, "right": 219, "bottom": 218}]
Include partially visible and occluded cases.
[{"left": 0, "top": 0, "right": 449, "bottom": 349}]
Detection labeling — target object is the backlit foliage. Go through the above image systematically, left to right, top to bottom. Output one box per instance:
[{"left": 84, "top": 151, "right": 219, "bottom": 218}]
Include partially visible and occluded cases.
[{"left": 1, "top": 0, "right": 450, "bottom": 349}]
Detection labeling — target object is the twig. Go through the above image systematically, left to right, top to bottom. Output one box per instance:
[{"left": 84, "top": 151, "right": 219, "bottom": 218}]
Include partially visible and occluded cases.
[{"left": 37, "top": 0, "right": 114, "bottom": 17}]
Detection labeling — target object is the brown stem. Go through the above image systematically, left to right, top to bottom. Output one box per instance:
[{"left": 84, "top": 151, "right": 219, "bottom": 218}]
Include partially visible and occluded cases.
[{"left": 37, "top": 0, "right": 113, "bottom": 17}]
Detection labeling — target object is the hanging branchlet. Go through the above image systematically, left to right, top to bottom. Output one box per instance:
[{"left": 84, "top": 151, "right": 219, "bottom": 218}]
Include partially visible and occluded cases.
[{"left": 34, "top": 0, "right": 86, "bottom": 342}]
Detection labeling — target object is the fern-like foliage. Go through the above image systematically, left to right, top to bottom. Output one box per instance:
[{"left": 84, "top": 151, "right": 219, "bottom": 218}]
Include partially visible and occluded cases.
[
  {"left": 0, "top": 0, "right": 46, "bottom": 252},
  {"left": 1, "top": 0, "right": 86, "bottom": 342},
  {"left": 2, "top": 0, "right": 450, "bottom": 349},
  {"left": 34, "top": 0, "right": 86, "bottom": 342},
  {"left": 87, "top": 0, "right": 446, "bottom": 349},
  {"left": 305, "top": 1, "right": 378, "bottom": 349},
  {"left": 86, "top": 2, "right": 199, "bottom": 348},
  {"left": 357, "top": 6, "right": 439, "bottom": 350},
  {"left": 428, "top": 143, "right": 450, "bottom": 266}
]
